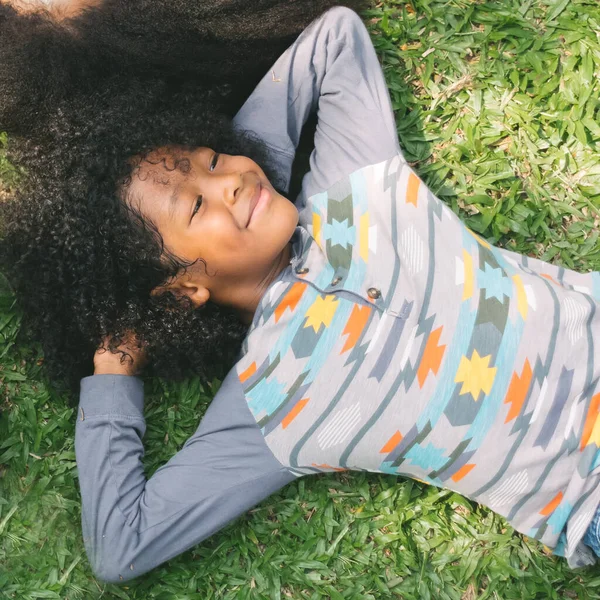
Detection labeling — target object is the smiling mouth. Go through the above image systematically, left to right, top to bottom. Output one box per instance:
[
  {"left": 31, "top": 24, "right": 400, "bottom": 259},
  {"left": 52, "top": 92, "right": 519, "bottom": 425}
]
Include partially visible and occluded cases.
[{"left": 246, "top": 182, "right": 261, "bottom": 227}]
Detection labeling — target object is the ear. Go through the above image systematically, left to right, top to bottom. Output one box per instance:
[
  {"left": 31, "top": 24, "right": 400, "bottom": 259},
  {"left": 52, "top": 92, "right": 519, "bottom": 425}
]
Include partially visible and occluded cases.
[{"left": 152, "top": 277, "right": 210, "bottom": 308}]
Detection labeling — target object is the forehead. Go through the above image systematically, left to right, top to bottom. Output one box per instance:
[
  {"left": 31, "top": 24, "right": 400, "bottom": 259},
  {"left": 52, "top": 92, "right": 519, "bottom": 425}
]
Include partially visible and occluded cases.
[
  {"left": 124, "top": 146, "right": 210, "bottom": 222},
  {"left": 127, "top": 146, "right": 208, "bottom": 201},
  {"left": 131, "top": 146, "right": 196, "bottom": 187}
]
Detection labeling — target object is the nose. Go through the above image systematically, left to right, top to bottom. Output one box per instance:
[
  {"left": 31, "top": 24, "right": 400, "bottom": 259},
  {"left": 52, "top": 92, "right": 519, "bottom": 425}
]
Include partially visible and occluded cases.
[{"left": 216, "top": 171, "right": 243, "bottom": 207}]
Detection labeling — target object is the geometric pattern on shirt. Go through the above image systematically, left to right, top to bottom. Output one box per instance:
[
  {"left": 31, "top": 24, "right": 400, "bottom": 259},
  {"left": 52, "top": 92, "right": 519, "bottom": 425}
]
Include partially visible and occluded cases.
[{"left": 237, "top": 155, "right": 600, "bottom": 568}]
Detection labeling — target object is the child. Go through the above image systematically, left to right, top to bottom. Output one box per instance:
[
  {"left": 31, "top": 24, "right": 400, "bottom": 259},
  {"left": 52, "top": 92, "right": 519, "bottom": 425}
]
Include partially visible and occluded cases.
[
  {"left": 3, "top": 6, "right": 600, "bottom": 584},
  {"left": 74, "top": 7, "right": 600, "bottom": 582}
]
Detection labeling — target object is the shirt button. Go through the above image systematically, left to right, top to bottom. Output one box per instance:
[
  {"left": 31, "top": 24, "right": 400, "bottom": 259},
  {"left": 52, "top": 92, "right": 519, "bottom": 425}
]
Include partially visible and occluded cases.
[
  {"left": 295, "top": 266, "right": 309, "bottom": 275},
  {"left": 331, "top": 276, "right": 342, "bottom": 286},
  {"left": 367, "top": 287, "right": 381, "bottom": 299}
]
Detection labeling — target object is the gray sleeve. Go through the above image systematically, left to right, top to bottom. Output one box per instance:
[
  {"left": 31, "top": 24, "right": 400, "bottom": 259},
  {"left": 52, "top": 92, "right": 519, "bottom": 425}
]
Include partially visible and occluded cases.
[
  {"left": 232, "top": 7, "right": 401, "bottom": 201},
  {"left": 75, "top": 370, "right": 296, "bottom": 584}
]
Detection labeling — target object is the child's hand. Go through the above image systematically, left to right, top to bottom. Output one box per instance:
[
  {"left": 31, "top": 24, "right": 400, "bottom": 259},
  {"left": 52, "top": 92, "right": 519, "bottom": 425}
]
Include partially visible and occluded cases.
[{"left": 93, "top": 334, "right": 148, "bottom": 376}]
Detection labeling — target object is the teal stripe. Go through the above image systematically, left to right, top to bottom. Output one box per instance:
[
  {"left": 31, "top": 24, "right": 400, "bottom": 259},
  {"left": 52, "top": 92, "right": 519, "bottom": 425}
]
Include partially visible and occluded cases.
[
  {"left": 344, "top": 168, "right": 367, "bottom": 290},
  {"left": 341, "top": 189, "right": 439, "bottom": 465},
  {"left": 592, "top": 271, "right": 600, "bottom": 301},
  {"left": 472, "top": 278, "right": 561, "bottom": 497},
  {"left": 268, "top": 285, "right": 319, "bottom": 362},
  {"left": 303, "top": 297, "right": 355, "bottom": 384},
  {"left": 417, "top": 301, "right": 478, "bottom": 429},
  {"left": 466, "top": 316, "right": 524, "bottom": 450}
]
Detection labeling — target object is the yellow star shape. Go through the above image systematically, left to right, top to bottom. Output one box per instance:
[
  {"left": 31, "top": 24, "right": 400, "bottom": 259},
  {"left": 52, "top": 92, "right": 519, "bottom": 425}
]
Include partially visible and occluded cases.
[
  {"left": 304, "top": 295, "right": 339, "bottom": 333},
  {"left": 455, "top": 349, "right": 497, "bottom": 400}
]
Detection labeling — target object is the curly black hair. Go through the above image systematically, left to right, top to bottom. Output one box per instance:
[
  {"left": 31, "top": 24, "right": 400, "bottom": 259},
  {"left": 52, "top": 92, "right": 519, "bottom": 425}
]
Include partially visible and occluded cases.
[
  {"left": 0, "top": 0, "right": 367, "bottom": 136},
  {"left": 0, "top": 1, "right": 369, "bottom": 395},
  {"left": 2, "top": 85, "right": 272, "bottom": 388}
]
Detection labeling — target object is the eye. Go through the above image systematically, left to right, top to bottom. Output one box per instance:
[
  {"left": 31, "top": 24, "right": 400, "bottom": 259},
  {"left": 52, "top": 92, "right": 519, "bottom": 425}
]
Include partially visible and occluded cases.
[
  {"left": 209, "top": 153, "right": 220, "bottom": 172},
  {"left": 191, "top": 195, "right": 203, "bottom": 220}
]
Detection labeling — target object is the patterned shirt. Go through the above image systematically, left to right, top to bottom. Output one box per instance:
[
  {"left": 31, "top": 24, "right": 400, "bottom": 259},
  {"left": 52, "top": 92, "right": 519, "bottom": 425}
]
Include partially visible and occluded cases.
[{"left": 237, "top": 153, "right": 600, "bottom": 568}]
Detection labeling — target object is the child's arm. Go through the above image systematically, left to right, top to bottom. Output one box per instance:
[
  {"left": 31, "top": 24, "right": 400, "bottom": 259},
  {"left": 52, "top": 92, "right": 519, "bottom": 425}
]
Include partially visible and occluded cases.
[
  {"left": 233, "top": 6, "right": 400, "bottom": 200},
  {"left": 75, "top": 371, "right": 296, "bottom": 583}
]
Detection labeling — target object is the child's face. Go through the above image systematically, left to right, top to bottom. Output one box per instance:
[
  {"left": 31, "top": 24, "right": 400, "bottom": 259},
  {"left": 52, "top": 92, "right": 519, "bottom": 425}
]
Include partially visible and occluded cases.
[{"left": 125, "top": 146, "right": 298, "bottom": 314}]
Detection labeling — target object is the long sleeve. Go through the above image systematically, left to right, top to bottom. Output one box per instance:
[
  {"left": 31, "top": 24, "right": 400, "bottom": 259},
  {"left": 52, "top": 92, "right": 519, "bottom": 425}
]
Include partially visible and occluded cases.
[
  {"left": 233, "top": 7, "right": 401, "bottom": 201},
  {"left": 75, "top": 370, "right": 296, "bottom": 583}
]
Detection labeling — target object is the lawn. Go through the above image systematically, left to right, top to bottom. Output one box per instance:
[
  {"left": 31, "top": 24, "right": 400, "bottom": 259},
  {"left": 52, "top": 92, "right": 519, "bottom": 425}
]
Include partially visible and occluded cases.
[{"left": 3, "top": 0, "right": 600, "bottom": 598}]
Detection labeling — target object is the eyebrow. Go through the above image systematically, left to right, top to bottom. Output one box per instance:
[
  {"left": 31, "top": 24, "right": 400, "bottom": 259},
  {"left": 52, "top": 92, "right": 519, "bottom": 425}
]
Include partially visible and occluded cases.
[{"left": 168, "top": 184, "right": 182, "bottom": 220}]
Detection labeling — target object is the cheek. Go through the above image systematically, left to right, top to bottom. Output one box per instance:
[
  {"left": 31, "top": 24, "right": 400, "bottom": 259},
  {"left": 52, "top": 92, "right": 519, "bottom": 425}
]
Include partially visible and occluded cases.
[
  {"left": 275, "top": 197, "right": 299, "bottom": 233},
  {"left": 195, "top": 213, "right": 243, "bottom": 256}
]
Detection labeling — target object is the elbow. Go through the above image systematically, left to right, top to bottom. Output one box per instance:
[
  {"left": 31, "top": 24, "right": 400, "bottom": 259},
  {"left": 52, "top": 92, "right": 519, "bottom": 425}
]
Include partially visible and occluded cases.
[
  {"left": 322, "top": 6, "right": 364, "bottom": 30},
  {"left": 81, "top": 508, "right": 147, "bottom": 583},
  {"left": 86, "top": 540, "right": 140, "bottom": 584},
  {"left": 91, "top": 558, "right": 138, "bottom": 585},
  {"left": 93, "top": 569, "right": 124, "bottom": 585}
]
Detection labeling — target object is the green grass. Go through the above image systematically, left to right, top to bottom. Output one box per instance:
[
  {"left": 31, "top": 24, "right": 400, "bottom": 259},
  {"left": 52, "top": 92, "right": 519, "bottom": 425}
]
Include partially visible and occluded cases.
[{"left": 3, "top": 0, "right": 600, "bottom": 597}]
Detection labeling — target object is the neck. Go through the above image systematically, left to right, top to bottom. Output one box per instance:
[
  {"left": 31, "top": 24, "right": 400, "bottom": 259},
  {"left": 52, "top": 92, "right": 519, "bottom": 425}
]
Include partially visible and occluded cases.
[{"left": 236, "top": 243, "right": 293, "bottom": 325}]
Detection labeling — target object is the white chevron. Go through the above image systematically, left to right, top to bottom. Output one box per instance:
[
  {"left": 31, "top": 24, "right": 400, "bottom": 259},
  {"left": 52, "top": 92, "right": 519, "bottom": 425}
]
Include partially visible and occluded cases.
[
  {"left": 400, "top": 225, "right": 425, "bottom": 275},
  {"left": 268, "top": 280, "right": 285, "bottom": 304},
  {"left": 525, "top": 284, "right": 537, "bottom": 311},
  {"left": 563, "top": 296, "right": 587, "bottom": 344},
  {"left": 366, "top": 313, "right": 389, "bottom": 355},
  {"left": 400, "top": 325, "right": 418, "bottom": 369},
  {"left": 530, "top": 378, "right": 549, "bottom": 424},
  {"left": 564, "top": 395, "right": 583, "bottom": 440},
  {"left": 318, "top": 403, "right": 361, "bottom": 450},
  {"left": 489, "top": 469, "right": 529, "bottom": 507},
  {"left": 567, "top": 509, "right": 595, "bottom": 552}
]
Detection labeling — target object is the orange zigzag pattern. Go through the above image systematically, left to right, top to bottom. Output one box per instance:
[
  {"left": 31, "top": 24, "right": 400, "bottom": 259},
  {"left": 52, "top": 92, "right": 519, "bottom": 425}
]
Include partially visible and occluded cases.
[
  {"left": 406, "top": 172, "right": 420, "bottom": 206},
  {"left": 274, "top": 282, "right": 307, "bottom": 323},
  {"left": 341, "top": 304, "right": 371, "bottom": 354},
  {"left": 417, "top": 326, "right": 446, "bottom": 388},
  {"left": 504, "top": 359, "right": 533, "bottom": 423},
  {"left": 239, "top": 362, "right": 257, "bottom": 383},
  {"left": 580, "top": 393, "right": 600, "bottom": 450},
  {"left": 282, "top": 398, "right": 309, "bottom": 429},
  {"left": 380, "top": 430, "right": 403, "bottom": 453},
  {"left": 452, "top": 463, "right": 475, "bottom": 482},
  {"left": 540, "top": 491, "right": 563, "bottom": 516}
]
